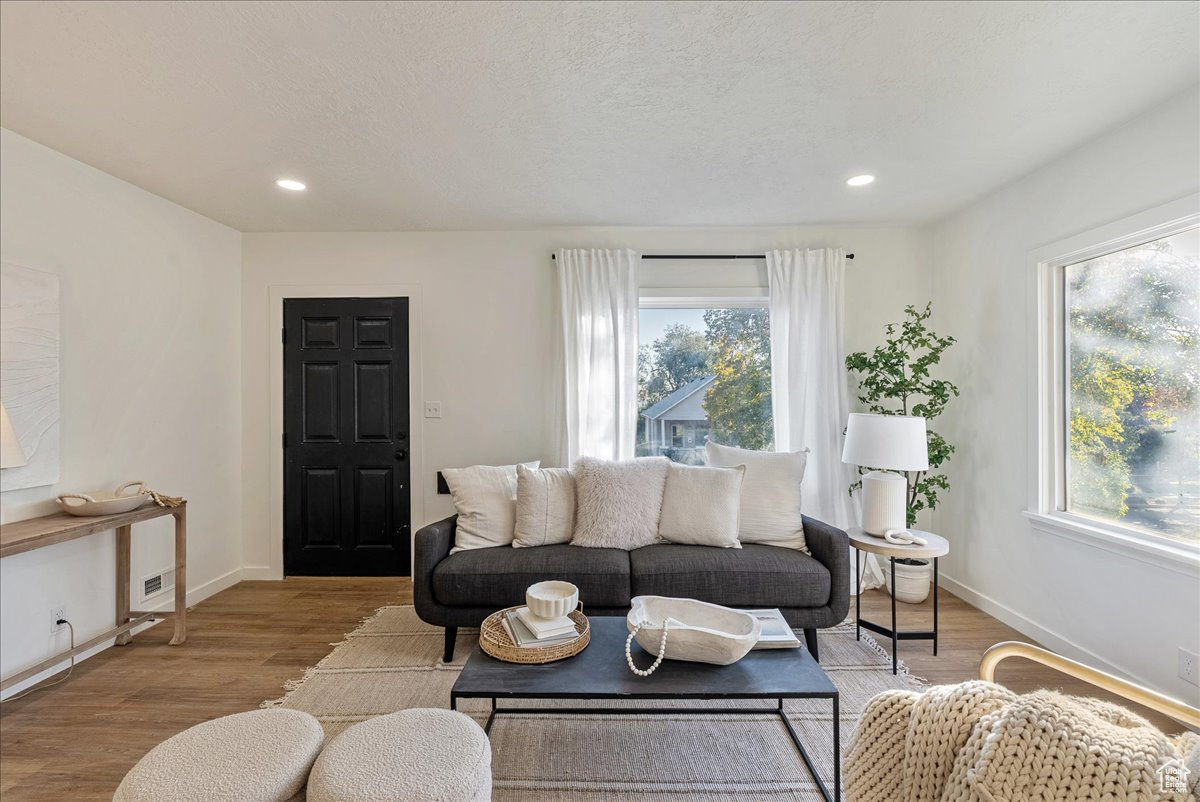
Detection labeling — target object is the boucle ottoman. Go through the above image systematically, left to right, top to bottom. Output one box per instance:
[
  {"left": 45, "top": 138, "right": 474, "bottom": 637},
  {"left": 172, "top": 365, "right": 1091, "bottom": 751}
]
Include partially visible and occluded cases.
[
  {"left": 113, "top": 708, "right": 324, "bottom": 802},
  {"left": 306, "top": 709, "right": 492, "bottom": 802}
]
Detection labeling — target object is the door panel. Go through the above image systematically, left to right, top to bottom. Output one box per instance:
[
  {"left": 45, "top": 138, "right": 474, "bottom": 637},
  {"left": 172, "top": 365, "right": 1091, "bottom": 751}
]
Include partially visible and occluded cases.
[
  {"left": 284, "top": 297, "right": 410, "bottom": 575},
  {"left": 302, "top": 317, "right": 339, "bottom": 348},
  {"left": 354, "top": 317, "right": 392, "bottom": 348},
  {"left": 354, "top": 362, "right": 392, "bottom": 442},
  {"left": 302, "top": 363, "right": 340, "bottom": 442},
  {"left": 301, "top": 467, "right": 340, "bottom": 548},
  {"left": 354, "top": 467, "right": 394, "bottom": 547}
]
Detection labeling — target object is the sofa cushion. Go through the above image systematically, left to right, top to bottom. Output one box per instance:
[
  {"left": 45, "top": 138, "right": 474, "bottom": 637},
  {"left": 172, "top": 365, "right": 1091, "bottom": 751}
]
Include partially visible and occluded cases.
[
  {"left": 705, "top": 441, "right": 809, "bottom": 552},
  {"left": 572, "top": 456, "right": 670, "bottom": 550},
  {"left": 442, "top": 462, "right": 539, "bottom": 553},
  {"left": 433, "top": 544, "right": 630, "bottom": 608},
  {"left": 629, "top": 544, "right": 830, "bottom": 608}
]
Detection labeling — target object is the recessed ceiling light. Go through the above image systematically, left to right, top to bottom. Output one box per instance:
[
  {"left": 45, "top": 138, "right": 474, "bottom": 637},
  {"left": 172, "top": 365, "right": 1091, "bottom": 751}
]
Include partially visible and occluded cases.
[
  {"left": 846, "top": 174, "right": 875, "bottom": 187},
  {"left": 276, "top": 178, "right": 306, "bottom": 191}
]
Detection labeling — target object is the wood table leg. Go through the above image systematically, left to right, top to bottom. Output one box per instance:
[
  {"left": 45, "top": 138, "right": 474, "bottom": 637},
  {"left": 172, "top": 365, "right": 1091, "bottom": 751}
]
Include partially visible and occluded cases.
[
  {"left": 169, "top": 509, "right": 187, "bottom": 645},
  {"left": 115, "top": 525, "right": 132, "bottom": 645}
]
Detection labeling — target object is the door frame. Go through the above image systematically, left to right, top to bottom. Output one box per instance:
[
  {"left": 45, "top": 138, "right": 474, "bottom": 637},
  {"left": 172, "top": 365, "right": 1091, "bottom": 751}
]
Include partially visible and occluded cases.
[{"left": 261, "top": 283, "right": 424, "bottom": 581}]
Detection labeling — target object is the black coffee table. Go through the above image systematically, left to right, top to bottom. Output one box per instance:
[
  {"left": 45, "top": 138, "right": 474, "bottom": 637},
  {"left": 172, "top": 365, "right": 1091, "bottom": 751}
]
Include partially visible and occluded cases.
[{"left": 450, "top": 615, "right": 840, "bottom": 801}]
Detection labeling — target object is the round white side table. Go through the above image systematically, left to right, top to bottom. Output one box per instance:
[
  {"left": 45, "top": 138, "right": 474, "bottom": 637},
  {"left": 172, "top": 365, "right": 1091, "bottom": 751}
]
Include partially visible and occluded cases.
[{"left": 848, "top": 527, "right": 949, "bottom": 675}]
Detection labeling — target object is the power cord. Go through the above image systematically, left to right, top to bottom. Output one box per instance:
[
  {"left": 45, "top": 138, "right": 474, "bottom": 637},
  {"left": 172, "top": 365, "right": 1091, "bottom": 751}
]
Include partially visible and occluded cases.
[{"left": 4, "top": 619, "right": 75, "bottom": 702}]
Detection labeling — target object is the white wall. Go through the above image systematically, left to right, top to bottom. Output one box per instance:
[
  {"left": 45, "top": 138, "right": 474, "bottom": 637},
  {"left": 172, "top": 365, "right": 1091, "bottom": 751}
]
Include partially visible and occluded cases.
[
  {"left": 929, "top": 89, "right": 1200, "bottom": 700},
  {"left": 0, "top": 129, "right": 243, "bottom": 697},
  {"left": 241, "top": 227, "right": 929, "bottom": 576}
]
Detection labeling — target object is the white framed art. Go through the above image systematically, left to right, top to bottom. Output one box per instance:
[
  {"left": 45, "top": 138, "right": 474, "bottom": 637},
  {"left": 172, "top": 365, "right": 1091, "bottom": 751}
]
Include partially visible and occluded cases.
[{"left": 0, "top": 261, "right": 60, "bottom": 491}]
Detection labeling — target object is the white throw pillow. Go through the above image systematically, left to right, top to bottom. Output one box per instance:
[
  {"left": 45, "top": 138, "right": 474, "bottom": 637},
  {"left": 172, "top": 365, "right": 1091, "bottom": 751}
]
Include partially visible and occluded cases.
[
  {"left": 705, "top": 441, "right": 809, "bottom": 552},
  {"left": 570, "top": 456, "right": 669, "bottom": 550},
  {"left": 442, "top": 461, "right": 540, "bottom": 553},
  {"left": 658, "top": 462, "right": 746, "bottom": 548},
  {"left": 513, "top": 465, "right": 576, "bottom": 548}
]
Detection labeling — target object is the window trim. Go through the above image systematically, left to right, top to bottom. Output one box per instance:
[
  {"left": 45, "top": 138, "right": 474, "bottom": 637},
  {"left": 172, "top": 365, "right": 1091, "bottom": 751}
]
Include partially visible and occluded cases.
[
  {"left": 1027, "top": 193, "right": 1200, "bottom": 573},
  {"left": 639, "top": 287, "right": 768, "bottom": 309}
]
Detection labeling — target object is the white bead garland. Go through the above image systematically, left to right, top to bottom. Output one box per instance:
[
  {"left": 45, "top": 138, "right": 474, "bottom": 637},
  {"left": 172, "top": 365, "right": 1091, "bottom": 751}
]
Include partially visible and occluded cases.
[{"left": 625, "top": 619, "right": 671, "bottom": 677}]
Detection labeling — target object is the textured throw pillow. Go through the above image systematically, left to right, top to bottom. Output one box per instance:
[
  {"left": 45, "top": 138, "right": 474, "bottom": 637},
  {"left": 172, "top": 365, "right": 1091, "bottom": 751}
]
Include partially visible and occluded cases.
[
  {"left": 705, "top": 441, "right": 809, "bottom": 551},
  {"left": 570, "top": 456, "right": 670, "bottom": 549},
  {"left": 442, "top": 461, "right": 540, "bottom": 553},
  {"left": 658, "top": 462, "right": 746, "bottom": 548},
  {"left": 513, "top": 465, "right": 576, "bottom": 548}
]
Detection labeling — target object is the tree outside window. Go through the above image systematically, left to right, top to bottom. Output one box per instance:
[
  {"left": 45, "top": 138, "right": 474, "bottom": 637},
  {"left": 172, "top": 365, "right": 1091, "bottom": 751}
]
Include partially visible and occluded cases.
[
  {"left": 1065, "top": 227, "right": 1199, "bottom": 543},
  {"left": 637, "top": 307, "right": 772, "bottom": 463}
]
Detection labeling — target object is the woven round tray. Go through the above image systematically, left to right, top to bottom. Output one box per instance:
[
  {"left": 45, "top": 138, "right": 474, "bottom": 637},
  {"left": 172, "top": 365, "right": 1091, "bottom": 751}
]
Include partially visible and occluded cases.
[{"left": 479, "top": 605, "right": 590, "bottom": 664}]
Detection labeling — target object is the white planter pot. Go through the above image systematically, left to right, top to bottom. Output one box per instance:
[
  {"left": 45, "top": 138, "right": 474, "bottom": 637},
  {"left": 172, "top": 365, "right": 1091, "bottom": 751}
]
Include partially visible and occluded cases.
[{"left": 885, "top": 559, "right": 932, "bottom": 604}]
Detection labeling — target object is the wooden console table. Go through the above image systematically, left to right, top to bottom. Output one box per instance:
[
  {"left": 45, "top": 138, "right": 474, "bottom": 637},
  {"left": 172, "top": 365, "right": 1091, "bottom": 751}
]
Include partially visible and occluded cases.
[{"left": 0, "top": 502, "right": 186, "bottom": 692}]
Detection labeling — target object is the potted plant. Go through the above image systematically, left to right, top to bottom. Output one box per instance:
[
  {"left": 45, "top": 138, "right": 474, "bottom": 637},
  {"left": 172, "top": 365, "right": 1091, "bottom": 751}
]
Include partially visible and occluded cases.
[
  {"left": 846, "top": 302, "right": 958, "bottom": 603},
  {"left": 886, "top": 558, "right": 935, "bottom": 603}
]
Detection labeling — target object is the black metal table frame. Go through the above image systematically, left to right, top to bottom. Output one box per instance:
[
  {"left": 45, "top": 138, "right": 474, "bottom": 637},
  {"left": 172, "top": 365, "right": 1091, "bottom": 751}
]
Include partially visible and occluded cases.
[
  {"left": 854, "top": 548, "right": 939, "bottom": 674},
  {"left": 450, "top": 690, "right": 841, "bottom": 802}
]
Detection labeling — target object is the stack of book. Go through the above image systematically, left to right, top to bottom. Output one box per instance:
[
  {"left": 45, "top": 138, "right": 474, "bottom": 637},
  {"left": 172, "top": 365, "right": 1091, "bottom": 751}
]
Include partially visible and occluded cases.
[
  {"left": 502, "top": 606, "right": 578, "bottom": 648},
  {"left": 746, "top": 609, "right": 803, "bottom": 649}
]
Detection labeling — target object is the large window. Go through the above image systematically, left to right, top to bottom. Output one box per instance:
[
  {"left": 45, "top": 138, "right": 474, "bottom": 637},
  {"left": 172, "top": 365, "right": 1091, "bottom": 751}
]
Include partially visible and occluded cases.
[
  {"left": 1033, "top": 200, "right": 1200, "bottom": 561},
  {"left": 1062, "top": 228, "right": 1199, "bottom": 544},
  {"left": 637, "top": 306, "right": 772, "bottom": 463}
]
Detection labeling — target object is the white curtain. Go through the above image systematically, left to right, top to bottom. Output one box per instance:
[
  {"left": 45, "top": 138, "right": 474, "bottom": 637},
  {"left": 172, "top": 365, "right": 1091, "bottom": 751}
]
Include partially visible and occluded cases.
[
  {"left": 556, "top": 248, "right": 639, "bottom": 465},
  {"left": 767, "top": 248, "right": 884, "bottom": 591}
]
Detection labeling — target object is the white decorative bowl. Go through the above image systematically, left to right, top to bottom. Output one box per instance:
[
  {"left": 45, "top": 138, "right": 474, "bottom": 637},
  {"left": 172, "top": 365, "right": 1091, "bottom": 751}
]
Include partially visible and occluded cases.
[
  {"left": 57, "top": 481, "right": 150, "bottom": 517},
  {"left": 525, "top": 581, "right": 579, "bottom": 619},
  {"left": 626, "top": 596, "right": 761, "bottom": 666}
]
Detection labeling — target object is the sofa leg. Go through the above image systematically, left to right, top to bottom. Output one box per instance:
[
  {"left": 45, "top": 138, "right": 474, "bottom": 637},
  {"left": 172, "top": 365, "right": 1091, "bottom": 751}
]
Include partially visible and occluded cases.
[
  {"left": 443, "top": 626, "right": 457, "bottom": 663},
  {"left": 804, "top": 628, "right": 819, "bottom": 662}
]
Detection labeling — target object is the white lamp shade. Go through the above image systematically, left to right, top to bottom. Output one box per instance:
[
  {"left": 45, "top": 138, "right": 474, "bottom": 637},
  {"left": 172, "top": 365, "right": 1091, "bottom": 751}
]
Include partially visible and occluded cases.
[
  {"left": 0, "top": 401, "right": 28, "bottom": 469},
  {"left": 842, "top": 413, "right": 929, "bottom": 471}
]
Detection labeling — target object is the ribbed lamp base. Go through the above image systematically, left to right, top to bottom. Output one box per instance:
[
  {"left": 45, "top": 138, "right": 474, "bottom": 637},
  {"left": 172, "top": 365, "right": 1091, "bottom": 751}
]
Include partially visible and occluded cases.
[{"left": 861, "top": 470, "right": 907, "bottom": 535}]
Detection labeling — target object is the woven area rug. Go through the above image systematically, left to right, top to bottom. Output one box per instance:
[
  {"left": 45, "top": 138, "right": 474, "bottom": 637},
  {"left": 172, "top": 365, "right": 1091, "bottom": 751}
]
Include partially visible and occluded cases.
[{"left": 265, "top": 606, "right": 924, "bottom": 801}]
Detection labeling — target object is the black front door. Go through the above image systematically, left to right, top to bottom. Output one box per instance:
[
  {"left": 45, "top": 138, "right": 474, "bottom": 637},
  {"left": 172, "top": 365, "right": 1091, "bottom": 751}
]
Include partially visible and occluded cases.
[{"left": 283, "top": 297, "right": 411, "bottom": 576}]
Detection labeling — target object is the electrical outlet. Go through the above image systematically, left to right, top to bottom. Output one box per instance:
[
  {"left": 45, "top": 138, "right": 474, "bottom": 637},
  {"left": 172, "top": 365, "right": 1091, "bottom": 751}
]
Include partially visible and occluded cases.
[
  {"left": 424, "top": 401, "right": 442, "bottom": 419},
  {"left": 50, "top": 606, "right": 66, "bottom": 635},
  {"left": 1180, "top": 648, "right": 1199, "bottom": 686}
]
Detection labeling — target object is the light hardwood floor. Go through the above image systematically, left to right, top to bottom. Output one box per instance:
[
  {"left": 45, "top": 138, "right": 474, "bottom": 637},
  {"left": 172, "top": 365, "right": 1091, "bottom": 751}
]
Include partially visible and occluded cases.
[{"left": 0, "top": 578, "right": 1181, "bottom": 800}]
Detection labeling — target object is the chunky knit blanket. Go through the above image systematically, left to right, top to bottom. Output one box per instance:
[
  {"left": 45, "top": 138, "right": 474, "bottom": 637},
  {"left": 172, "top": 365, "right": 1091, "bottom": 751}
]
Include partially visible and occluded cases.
[{"left": 846, "top": 680, "right": 1200, "bottom": 802}]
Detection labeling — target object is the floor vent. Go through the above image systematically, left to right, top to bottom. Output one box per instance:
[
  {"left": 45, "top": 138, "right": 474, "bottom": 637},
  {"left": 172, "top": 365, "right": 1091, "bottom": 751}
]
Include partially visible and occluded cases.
[{"left": 141, "top": 568, "right": 176, "bottom": 603}]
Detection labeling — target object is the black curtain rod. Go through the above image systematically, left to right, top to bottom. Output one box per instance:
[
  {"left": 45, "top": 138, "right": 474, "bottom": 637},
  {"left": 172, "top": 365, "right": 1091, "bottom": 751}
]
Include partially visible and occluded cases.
[{"left": 551, "top": 252, "right": 854, "bottom": 260}]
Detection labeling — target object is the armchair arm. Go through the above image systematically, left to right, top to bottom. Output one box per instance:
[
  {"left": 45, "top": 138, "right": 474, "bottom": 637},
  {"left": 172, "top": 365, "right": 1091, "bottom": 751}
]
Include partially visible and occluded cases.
[
  {"left": 413, "top": 515, "right": 457, "bottom": 625},
  {"left": 802, "top": 515, "right": 851, "bottom": 623}
]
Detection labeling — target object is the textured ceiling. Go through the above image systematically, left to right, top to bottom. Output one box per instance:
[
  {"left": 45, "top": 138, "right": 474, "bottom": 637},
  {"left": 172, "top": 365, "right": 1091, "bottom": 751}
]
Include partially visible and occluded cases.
[{"left": 1, "top": 1, "right": 1196, "bottom": 231}]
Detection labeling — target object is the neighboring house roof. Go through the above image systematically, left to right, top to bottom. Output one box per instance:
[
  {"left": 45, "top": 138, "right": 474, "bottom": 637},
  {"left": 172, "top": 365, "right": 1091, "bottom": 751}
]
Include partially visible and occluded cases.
[{"left": 641, "top": 375, "right": 716, "bottom": 421}]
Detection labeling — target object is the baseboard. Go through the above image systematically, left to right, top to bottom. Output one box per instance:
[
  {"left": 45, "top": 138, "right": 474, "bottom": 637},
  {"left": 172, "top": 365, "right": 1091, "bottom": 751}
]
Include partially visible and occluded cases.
[
  {"left": 0, "top": 565, "right": 243, "bottom": 701},
  {"left": 146, "top": 565, "right": 244, "bottom": 612},
  {"left": 240, "top": 565, "right": 281, "bottom": 581},
  {"left": 938, "top": 572, "right": 1158, "bottom": 691}
]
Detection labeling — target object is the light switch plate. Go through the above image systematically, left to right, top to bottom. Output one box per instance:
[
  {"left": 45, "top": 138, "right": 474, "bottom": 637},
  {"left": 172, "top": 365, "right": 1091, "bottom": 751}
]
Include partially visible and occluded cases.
[{"left": 424, "top": 401, "right": 442, "bottom": 419}]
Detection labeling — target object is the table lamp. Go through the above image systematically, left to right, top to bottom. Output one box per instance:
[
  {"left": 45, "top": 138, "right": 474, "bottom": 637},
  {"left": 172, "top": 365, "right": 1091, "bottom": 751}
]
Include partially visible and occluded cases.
[
  {"left": 1, "top": 400, "right": 28, "bottom": 469},
  {"left": 842, "top": 413, "right": 928, "bottom": 536}
]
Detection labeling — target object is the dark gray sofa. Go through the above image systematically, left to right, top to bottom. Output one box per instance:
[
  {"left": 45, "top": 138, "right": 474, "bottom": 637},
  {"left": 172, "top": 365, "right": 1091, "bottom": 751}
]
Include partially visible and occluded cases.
[{"left": 414, "top": 514, "right": 851, "bottom": 663}]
